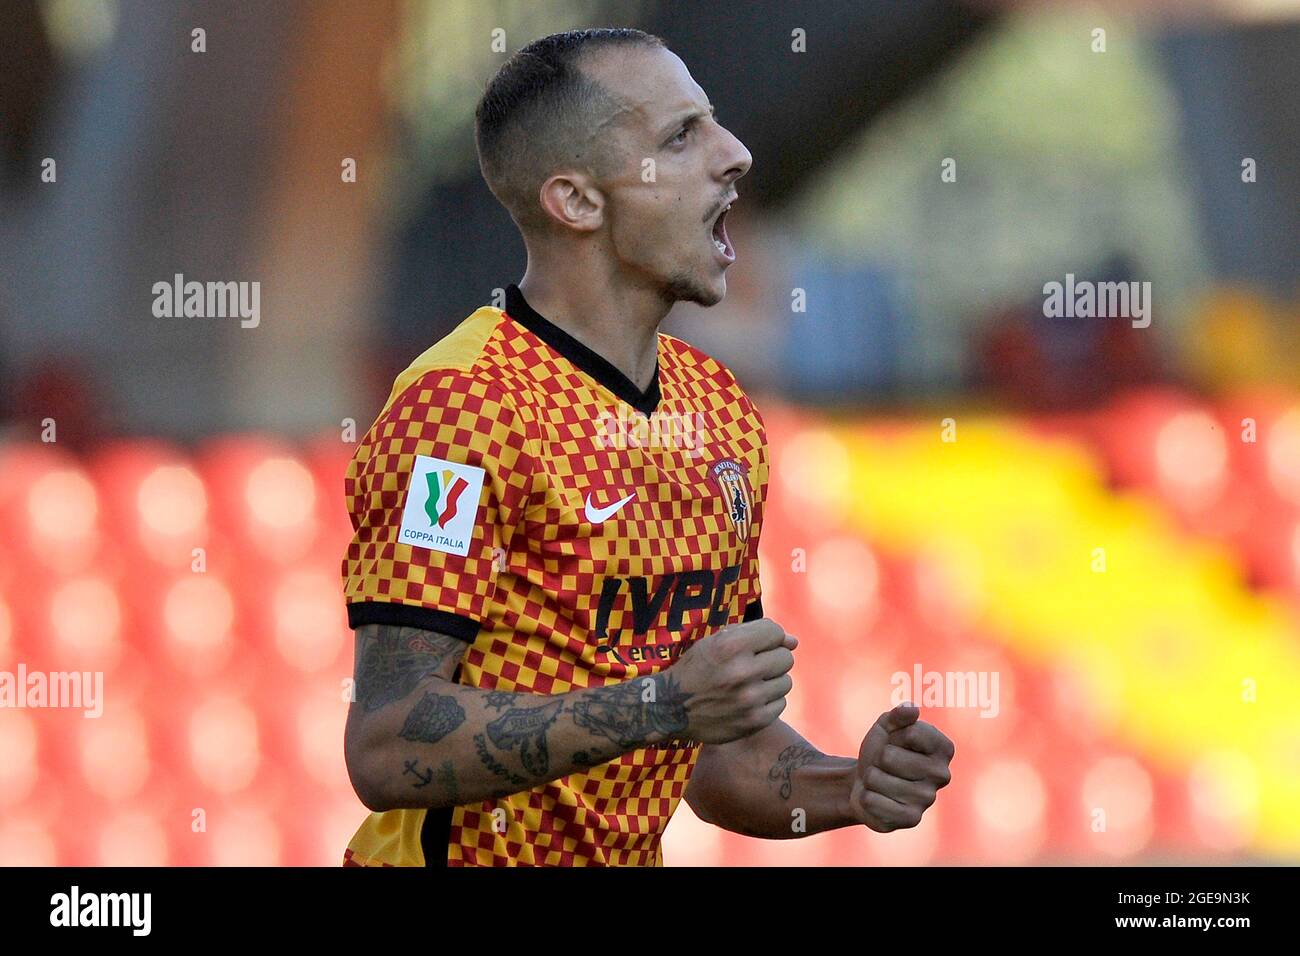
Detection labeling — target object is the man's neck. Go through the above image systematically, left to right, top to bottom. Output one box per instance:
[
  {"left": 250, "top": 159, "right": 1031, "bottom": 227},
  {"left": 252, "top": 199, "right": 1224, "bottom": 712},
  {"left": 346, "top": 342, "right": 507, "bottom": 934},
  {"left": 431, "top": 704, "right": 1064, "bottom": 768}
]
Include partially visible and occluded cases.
[{"left": 517, "top": 267, "right": 668, "bottom": 394}]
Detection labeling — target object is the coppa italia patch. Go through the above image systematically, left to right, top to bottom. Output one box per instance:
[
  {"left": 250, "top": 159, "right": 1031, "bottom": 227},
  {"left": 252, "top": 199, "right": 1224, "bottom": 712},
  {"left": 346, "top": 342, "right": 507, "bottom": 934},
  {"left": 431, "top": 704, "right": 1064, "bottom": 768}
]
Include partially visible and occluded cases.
[{"left": 398, "top": 455, "right": 486, "bottom": 557}]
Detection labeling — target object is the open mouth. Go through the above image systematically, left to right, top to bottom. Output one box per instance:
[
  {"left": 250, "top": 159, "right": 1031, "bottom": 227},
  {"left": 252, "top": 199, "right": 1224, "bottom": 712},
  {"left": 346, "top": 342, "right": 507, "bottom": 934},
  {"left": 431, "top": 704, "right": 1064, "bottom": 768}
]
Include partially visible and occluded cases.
[{"left": 710, "top": 201, "right": 735, "bottom": 262}]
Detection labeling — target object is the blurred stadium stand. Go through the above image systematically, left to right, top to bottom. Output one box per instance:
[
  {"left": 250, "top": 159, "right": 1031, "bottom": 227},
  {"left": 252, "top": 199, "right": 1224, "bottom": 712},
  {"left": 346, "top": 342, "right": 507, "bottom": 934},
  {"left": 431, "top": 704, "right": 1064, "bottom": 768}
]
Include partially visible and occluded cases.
[{"left": 1, "top": 390, "right": 1298, "bottom": 863}]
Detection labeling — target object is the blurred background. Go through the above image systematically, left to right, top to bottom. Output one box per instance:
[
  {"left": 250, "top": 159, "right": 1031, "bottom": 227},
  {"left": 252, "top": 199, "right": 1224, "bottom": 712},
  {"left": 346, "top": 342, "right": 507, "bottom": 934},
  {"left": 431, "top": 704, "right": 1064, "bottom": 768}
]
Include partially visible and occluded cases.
[{"left": 1, "top": 0, "right": 1298, "bottom": 865}]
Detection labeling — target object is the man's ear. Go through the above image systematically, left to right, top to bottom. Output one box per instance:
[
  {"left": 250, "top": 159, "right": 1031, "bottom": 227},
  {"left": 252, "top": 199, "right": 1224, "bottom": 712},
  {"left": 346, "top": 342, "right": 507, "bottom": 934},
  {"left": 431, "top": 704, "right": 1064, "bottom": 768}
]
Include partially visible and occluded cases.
[{"left": 537, "top": 172, "right": 604, "bottom": 233}]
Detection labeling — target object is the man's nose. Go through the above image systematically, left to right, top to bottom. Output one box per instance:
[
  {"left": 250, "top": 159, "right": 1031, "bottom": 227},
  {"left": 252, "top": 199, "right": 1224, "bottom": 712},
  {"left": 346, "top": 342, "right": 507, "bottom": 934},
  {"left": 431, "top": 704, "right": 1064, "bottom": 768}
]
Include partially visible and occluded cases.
[{"left": 720, "top": 129, "right": 752, "bottom": 183}]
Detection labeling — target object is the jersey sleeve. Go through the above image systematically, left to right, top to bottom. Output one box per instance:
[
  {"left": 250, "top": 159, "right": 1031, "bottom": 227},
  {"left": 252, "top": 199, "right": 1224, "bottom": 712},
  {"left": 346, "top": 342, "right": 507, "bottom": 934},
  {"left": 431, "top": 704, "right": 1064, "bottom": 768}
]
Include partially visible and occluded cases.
[{"left": 341, "top": 370, "right": 536, "bottom": 642}]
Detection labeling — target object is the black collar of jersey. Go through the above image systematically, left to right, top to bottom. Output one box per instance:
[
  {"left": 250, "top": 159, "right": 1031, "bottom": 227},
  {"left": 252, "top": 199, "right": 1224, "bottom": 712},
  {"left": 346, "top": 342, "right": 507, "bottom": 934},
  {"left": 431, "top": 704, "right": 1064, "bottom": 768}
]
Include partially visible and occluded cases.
[{"left": 504, "top": 283, "right": 662, "bottom": 417}]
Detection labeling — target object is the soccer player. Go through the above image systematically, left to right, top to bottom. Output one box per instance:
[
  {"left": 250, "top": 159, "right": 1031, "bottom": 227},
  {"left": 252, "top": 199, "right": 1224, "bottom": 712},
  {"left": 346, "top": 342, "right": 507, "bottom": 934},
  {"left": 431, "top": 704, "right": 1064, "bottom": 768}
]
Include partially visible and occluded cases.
[{"left": 341, "top": 28, "right": 954, "bottom": 867}]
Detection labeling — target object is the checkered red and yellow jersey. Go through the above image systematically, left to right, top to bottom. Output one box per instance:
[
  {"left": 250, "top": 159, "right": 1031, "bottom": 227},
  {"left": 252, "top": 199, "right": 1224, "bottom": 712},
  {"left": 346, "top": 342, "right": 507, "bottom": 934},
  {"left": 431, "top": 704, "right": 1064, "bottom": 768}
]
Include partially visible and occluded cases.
[{"left": 341, "top": 284, "right": 766, "bottom": 867}]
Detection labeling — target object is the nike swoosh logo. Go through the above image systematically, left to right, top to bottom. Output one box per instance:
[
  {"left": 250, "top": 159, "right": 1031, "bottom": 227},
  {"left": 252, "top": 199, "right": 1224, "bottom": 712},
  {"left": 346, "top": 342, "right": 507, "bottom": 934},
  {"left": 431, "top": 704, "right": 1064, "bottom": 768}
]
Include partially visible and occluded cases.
[{"left": 584, "top": 491, "right": 636, "bottom": 524}]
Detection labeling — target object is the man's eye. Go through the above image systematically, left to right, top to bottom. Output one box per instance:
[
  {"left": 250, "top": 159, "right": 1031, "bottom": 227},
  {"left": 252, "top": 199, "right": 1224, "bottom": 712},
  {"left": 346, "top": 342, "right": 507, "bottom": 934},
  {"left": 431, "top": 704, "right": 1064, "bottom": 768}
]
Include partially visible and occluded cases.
[{"left": 670, "top": 126, "right": 690, "bottom": 146}]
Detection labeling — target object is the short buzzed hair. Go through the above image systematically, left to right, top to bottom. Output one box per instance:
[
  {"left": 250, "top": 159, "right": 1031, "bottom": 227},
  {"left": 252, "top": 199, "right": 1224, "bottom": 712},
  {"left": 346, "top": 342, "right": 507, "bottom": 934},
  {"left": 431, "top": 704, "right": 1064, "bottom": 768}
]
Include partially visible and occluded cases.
[{"left": 474, "top": 28, "right": 665, "bottom": 230}]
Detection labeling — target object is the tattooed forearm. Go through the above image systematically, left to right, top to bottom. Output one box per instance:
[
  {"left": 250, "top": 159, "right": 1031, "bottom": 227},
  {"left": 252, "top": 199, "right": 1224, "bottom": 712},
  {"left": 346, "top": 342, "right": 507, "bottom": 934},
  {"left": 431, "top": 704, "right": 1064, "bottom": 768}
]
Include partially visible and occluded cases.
[
  {"left": 355, "top": 625, "right": 463, "bottom": 712},
  {"left": 349, "top": 627, "right": 709, "bottom": 809},
  {"left": 569, "top": 673, "right": 691, "bottom": 749},
  {"left": 399, "top": 692, "right": 466, "bottom": 744},
  {"left": 486, "top": 699, "right": 564, "bottom": 776},
  {"left": 473, "top": 733, "right": 528, "bottom": 789},
  {"left": 767, "top": 743, "right": 822, "bottom": 800},
  {"left": 402, "top": 758, "right": 462, "bottom": 804}
]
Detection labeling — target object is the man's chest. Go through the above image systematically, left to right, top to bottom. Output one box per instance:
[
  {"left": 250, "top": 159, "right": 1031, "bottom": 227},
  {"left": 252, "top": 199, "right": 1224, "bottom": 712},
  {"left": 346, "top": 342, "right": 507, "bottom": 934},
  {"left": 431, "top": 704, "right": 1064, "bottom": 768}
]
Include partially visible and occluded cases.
[{"left": 510, "top": 400, "right": 763, "bottom": 652}]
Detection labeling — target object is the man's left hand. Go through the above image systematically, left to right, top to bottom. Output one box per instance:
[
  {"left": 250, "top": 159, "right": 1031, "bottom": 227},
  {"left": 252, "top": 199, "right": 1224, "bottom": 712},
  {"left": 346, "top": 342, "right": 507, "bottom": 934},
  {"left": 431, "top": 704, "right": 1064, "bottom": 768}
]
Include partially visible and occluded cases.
[{"left": 849, "top": 702, "right": 954, "bottom": 832}]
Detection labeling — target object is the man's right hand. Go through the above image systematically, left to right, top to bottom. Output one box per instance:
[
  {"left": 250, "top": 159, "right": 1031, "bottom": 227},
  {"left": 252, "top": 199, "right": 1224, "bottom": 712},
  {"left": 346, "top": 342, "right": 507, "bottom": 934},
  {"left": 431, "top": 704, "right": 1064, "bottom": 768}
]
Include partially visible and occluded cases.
[{"left": 671, "top": 618, "right": 797, "bottom": 744}]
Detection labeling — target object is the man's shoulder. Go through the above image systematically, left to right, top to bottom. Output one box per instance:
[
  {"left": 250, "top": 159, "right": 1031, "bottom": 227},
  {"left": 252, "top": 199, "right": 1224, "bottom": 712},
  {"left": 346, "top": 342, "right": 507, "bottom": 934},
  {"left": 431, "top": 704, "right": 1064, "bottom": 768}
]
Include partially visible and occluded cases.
[
  {"left": 383, "top": 306, "right": 522, "bottom": 412},
  {"left": 352, "top": 307, "right": 542, "bottom": 463}
]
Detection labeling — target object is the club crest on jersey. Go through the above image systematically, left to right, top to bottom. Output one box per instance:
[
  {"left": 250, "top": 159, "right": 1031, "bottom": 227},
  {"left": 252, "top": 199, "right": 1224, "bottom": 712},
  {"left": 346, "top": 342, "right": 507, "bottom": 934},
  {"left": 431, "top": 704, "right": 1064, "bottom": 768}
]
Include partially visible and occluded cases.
[
  {"left": 398, "top": 455, "right": 486, "bottom": 557},
  {"left": 707, "top": 458, "right": 753, "bottom": 543}
]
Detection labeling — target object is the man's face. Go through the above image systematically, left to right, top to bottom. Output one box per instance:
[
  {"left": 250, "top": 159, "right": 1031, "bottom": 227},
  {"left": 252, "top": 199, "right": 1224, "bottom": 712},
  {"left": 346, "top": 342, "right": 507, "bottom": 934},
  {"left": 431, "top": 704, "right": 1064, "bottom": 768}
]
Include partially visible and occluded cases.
[{"left": 585, "top": 46, "right": 752, "bottom": 307}]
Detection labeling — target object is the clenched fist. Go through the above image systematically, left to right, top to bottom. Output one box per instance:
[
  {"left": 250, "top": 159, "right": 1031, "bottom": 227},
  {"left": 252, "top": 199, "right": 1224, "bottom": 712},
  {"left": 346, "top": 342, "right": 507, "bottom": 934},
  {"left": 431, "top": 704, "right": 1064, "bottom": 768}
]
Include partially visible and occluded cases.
[
  {"left": 670, "top": 618, "right": 797, "bottom": 745},
  {"left": 850, "top": 702, "right": 954, "bottom": 832}
]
